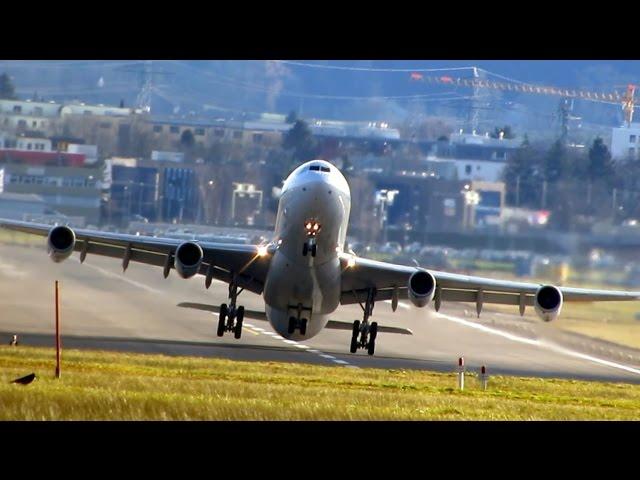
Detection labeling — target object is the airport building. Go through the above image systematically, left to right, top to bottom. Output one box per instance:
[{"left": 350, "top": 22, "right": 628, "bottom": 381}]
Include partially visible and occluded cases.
[
  {"left": 610, "top": 123, "right": 640, "bottom": 160},
  {"left": 0, "top": 163, "right": 103, "bottom": 225},
  {"left": 108, "top": 165, "right": 160, "bottom": 225}
]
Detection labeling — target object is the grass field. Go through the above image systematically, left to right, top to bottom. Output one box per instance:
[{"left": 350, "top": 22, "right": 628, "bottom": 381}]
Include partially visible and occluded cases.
[{"left": 2, "top": 346, "right": 640, "bottom": 420}]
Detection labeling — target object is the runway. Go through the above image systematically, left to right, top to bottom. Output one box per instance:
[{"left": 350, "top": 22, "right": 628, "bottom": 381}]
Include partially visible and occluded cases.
[{"left": 3, "top": 242, "right": 640, "bottom": 384}]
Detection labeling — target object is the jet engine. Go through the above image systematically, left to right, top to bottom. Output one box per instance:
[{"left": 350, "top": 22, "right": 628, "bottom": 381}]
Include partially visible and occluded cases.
[
  {"left": 47, "top": 225, "right": 76, "bottom": 263},
  {"left": 174, "top": 241, "right": 204, "bottom": 279},
  {"left": 407, "top": 270, "right": 436, "bottom": 308},
  {"left": 534, "top": 285, "right": 563, "bottom": 322}
]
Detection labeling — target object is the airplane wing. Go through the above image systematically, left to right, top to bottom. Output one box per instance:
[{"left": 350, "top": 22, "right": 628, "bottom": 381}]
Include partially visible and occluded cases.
[
  {"left": 0, "top": 219, "right": 271, "bottom": 294},
  {"left": 339, "top": 253, "right": 640, "bottom": 313}
]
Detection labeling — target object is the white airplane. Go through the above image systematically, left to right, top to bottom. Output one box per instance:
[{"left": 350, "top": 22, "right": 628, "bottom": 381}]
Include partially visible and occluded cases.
[{"left": 3, "top": 159, "right": 640, "bottom": 355}]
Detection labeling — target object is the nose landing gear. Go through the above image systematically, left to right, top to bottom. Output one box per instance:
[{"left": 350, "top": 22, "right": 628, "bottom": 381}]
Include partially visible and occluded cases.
[
  {"left": 302, "top": 239, "right": 317, "bottom": 257},
  {"left": 216, "top": 277, "right": 245, "bottom": 339},
  {"left": 349, "top": 288, "right": 378, "bottom": 355},
  {"left": 287, "top": 303, "right": 310, "bottom": 336}
]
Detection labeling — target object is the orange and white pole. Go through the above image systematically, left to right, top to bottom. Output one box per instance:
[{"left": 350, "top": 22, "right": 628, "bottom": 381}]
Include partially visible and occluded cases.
[{"left": 55, "top": 280, "right": 61, "bottom": 379}]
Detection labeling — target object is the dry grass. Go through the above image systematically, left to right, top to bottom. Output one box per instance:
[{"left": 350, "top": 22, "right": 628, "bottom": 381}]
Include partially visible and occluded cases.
[{"left": 1, "top": 346, "right": 640, "bottom": 420}]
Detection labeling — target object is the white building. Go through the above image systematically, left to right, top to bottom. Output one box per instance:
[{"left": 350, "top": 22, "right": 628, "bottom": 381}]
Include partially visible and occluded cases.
[
  {"left": 611, "top": 123, "right": 640, "bottom": 160},
  {"left": 15, "top": 135, "right": 52, "bottom": 152},
  {"left": 68, "top": 144, "right": 98, "bottom": 164},
  {"left": 452, "top": 158, "right": 507, "bottom": 182}
]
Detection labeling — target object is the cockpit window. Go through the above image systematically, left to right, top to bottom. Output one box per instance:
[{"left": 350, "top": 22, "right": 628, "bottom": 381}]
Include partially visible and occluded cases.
[{"left": 309, "top": 165, "right": 330, "bottom": 173}]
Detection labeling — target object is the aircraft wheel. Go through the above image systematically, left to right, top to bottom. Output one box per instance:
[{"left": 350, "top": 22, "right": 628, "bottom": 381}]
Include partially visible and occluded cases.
[
  {"left": 302, "top": 243, "right": 309, "bottom": 256},
  {"left": 311, "top": 244, "right": 317, "bottom": 257},
  {"left": 217, "top": 303, "right": 228, "bottom": 337},
  {"left": 234, "top": 306, "right": 244, "bottom": 339},
  {"left": 288, "top": 317, "right": 296, "bottom": 334},
  {"left": 299, "top": 318, "right": 308, "bottom": 336},
  {"left": 352, "top": 320, "right": 360, "bottom": 337},
  {"left": 369, "top": 322, "right": 378, "bottom": 342},
  {"left": 350, "top": 336, "right": 358, "bottom": 353},
  {"left": 367, "top": 338, "right": 376, "bottom": 356}
]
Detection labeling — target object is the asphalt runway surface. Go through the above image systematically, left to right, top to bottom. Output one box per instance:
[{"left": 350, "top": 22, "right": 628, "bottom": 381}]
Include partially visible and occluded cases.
[{"left": 3, "top": 242, "right": 640, "bottom": 384}]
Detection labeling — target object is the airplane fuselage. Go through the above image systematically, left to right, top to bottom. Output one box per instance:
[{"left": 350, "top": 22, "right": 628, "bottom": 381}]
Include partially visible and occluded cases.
[{"left": 262, "top": 160, "right": 351, "bottom": 339}]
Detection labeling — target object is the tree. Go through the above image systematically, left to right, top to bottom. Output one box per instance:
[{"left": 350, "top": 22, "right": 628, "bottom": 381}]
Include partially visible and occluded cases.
[
  {"left": 0, "top": 73, "right": 16, "bottom": 100},
  {"left": 285, "top": 110, "right": 298, "bottom": 124},
  {"left": 282, "top": 120, "right": 318, "bottom": 166},
  {"left": 180, "top": 129, "right": 195, "bottom": 149},
  {"left": 502, "top": 135, "right": 540, "bottom": 208},
  {"left": 587, "top": 137, "right": 615, "bottom": 185}
]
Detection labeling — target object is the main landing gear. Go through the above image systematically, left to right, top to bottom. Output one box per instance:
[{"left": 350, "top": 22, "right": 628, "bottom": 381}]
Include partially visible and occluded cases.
[
  {"left": 217, "top": 277, "right": 245, "bottom": 339},
  {"left": 350, "top": 288, "right": 378, "bottom": 356},
  {"left": 288, "top": 303, "right": 309, "bottom": 336}
]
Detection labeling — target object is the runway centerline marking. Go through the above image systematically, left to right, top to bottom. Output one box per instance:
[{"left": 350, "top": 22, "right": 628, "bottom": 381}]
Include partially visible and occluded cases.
[
  {"left": 434, "top": 311, "right": 640, "bottom": 377},
  {"left": 211, "top": 314, "right": 358, "bottom": 368}
]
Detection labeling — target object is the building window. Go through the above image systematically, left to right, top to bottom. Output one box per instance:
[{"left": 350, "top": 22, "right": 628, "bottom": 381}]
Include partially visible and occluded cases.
[
  {"left": 13, "top": 105, "right": 21, "bottom": 113},
  {"left": 34, "top": 107, "right": 43, "bottom": 116},
  {"left": 83, "top": 110, "right": 92, "bottom": 115},
  {"left": 17, "top": 120, "right": 26, "bottom": 128},
  {"left": 32, "top": 121, "right": 37, "bottom": 128},
  {"left": 100, "top": 122, "right": 112, "bottom": 129},
  {"left": 153, "top": 125, "right": 163, "bottom": 133},
  {"left": 170, "top": 126, "right": 180, "bottom": 134},
  {"left": 195, "top": 128, "right": 205, "bottom": 136},
  {"left": 214, "top": 129, "right": 225, "bottom": 137},
  {"left": 233, "top": 131, "right": 242, "bottom": 139},
  {"left": 252, "top": 133, "right": 263, "bottom": 144},
  {"left": 631, "top": 135, "right": 637, "bottom": 143},
  {"left": 27, "top": 143, "right": 32, "bottom": 150},
  {"left": 630, "top": 147, "right": 636, "bottom": 158},
  {"left": 465, "top": 164, "right": 472, "bottom": 175}
]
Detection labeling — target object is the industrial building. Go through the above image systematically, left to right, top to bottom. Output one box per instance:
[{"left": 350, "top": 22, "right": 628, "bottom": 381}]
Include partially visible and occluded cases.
[{"left": 0, "top": 163, "right": 103, "bottom": 225}]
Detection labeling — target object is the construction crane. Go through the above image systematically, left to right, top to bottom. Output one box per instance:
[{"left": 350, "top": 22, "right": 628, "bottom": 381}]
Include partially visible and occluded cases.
[{"left": 409, "top": 72, "right": 637, "bottom": 128}]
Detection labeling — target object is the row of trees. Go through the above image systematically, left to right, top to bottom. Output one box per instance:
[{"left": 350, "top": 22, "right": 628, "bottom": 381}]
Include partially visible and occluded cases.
[{"left": 503, "top": 136, "right": 640, "bottom": 230}]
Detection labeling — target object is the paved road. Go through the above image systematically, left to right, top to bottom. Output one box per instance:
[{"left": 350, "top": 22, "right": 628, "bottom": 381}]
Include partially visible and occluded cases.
[{"left": 2, "top": 242, "right": 640, "bottom": 384}]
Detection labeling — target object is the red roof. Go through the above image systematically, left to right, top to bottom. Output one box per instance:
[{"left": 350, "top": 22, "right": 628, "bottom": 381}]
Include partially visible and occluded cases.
[{"left": 0, "top": 149, "right": 86, "bottom": 167}]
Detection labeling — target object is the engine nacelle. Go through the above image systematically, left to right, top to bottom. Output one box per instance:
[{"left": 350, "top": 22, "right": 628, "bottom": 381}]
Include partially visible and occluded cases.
[
  {"left": 47, "top": 225, "right": 76, "bottom": 263},
  {"left": 174, "top": 241, "right": 204, "bottom": 279},
  {"left": 408, "top": 270, "right": 436, "bottom": 308},
  {"left": 534, "top": 285, "right": 563, "bottom": 322}
]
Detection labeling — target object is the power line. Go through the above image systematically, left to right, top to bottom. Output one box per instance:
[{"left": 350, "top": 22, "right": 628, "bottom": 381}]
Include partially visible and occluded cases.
[{"left": 275, "top": 60, "right": 477, "bottom": 73}]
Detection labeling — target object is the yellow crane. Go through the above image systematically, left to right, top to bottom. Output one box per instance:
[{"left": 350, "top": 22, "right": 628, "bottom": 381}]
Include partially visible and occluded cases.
[{"left": 409, "top": 72, "right": 637, "bottom": 127}]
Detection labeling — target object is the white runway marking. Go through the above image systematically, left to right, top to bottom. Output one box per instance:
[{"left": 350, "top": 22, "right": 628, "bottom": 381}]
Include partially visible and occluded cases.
[
  {"left": 73, "top": 257, "right": 162, "bottom": 295},
  {"left": 434, "top": 311, "right": 640, "bottom": 377},
  {"left": 210, "top": 313, "right": 358, "bottom": 368}
]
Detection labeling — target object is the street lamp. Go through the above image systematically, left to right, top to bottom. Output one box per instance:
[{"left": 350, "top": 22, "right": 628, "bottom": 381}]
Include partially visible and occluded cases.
[
  {"left": 462, "top": 187, "right": 481, "bottom": 230},
  {"left": 374, "top": 189, "right": 399, "bottom": 244}
]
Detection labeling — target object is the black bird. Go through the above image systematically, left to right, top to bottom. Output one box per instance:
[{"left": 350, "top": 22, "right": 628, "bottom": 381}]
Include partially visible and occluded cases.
[
  {"left": 9, "top": 335, "right": 18, "bottom": 346},
  {"left": 11, "top": 373, "right": 36, "bottom": 385}
]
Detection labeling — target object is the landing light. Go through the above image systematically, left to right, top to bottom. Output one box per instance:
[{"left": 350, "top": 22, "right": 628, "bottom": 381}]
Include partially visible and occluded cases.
[
  {"left": 257, "top": 245, "right": 269, "bottom": 257},
  {"left": 347, "top": 256, "right": 356, "bottom": 268}
]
